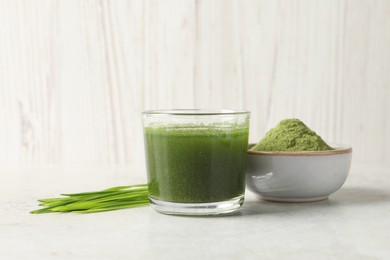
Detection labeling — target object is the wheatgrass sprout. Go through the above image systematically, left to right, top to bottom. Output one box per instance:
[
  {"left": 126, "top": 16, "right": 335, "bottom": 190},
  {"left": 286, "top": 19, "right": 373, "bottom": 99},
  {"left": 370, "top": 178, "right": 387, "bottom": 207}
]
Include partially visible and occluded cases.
[{"left": 31, "top": 184, "right": 149, "bottom": 214}]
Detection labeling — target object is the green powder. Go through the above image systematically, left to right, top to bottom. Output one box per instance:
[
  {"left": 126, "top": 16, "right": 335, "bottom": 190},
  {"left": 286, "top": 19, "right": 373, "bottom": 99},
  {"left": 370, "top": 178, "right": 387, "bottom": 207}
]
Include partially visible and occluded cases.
[{"left": 251, "top": 118, "right": 334, "bottom": 152}]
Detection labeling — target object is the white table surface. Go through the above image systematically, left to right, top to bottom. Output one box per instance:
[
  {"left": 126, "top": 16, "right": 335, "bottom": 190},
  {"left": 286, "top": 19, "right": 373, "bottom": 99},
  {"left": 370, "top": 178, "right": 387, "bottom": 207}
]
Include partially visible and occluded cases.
[{"left": 1, "top": 163, "right": 389, "bottom": 260}]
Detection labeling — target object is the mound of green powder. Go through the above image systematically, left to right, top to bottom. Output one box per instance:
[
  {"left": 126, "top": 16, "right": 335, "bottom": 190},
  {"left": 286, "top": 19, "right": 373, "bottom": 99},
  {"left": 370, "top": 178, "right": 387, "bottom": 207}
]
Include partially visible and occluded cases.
[{"left": 251, "top": 118, "right": 334, "bottom": 152}]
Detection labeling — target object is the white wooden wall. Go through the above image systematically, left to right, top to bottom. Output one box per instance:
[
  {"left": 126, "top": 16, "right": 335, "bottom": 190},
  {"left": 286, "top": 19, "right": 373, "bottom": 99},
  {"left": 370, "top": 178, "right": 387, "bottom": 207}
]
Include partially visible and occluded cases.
[{"left": 0, "top": 0, "right": 389, "bottom": 164}]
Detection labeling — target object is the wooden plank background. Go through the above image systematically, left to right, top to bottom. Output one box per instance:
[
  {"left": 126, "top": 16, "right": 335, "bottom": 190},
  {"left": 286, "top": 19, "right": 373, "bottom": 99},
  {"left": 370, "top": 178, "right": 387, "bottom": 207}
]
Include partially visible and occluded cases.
[{"left": 0, "top": 0, "right": 389, "bottom": 164}]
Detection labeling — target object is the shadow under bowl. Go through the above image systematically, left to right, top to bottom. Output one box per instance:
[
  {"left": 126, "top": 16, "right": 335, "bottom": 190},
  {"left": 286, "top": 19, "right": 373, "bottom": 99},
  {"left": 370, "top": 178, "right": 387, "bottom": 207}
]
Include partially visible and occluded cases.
[{"left": 246, "top": 144, "right": 352, "bottom": 202}]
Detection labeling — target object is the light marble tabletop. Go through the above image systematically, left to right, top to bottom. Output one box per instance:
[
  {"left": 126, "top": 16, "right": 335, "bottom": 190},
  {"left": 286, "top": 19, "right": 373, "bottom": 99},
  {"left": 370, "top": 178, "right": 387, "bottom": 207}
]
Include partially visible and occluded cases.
[{"left": 1, "top": 163, "right": 389, "bottom": 260}]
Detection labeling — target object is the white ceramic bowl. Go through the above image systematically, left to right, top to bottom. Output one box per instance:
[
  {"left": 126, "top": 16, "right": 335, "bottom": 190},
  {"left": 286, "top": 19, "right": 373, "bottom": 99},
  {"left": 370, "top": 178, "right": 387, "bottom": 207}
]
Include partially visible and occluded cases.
[{"left": 246, "top": 144, "right": 352, "bottom": 202}]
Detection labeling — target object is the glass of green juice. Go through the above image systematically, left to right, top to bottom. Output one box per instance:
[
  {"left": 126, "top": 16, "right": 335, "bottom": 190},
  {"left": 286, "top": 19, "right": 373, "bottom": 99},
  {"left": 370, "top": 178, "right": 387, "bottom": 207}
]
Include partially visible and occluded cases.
[{"left": 142, "top": 109, "right": 250, "bottom": 215}]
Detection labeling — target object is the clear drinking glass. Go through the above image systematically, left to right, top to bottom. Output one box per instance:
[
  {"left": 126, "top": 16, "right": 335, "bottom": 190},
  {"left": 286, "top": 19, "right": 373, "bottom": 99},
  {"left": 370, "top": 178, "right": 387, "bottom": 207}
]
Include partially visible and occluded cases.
[{"left": 142, "top": 109, "right": 250, "bottom": 215}]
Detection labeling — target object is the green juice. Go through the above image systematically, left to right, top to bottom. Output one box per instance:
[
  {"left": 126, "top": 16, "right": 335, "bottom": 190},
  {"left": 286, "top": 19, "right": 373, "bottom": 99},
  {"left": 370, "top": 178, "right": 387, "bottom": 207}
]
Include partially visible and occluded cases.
[{"left": 144, "top": 124, "right": 249, "bottom": 203}]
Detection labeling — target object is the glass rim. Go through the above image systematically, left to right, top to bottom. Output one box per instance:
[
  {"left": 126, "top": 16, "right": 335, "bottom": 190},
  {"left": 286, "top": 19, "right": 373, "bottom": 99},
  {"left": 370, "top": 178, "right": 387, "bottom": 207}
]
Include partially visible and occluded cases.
[{"left": 142, "top": 109, "right": 250, "bottom": 116}]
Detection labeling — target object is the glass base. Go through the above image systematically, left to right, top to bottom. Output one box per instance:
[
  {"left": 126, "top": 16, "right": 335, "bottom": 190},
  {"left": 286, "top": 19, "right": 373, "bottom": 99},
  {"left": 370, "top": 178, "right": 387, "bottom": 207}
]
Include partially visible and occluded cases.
[{"left": 149, "top": 195, "right": 244, "bottom": 216}]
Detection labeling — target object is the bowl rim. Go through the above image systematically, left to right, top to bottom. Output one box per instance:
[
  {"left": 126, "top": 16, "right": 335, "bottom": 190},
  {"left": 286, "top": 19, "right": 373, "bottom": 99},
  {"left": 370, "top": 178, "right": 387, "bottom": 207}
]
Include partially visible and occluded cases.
[{"left": 247, "top": 143, "right": 352, "bottom": 156}]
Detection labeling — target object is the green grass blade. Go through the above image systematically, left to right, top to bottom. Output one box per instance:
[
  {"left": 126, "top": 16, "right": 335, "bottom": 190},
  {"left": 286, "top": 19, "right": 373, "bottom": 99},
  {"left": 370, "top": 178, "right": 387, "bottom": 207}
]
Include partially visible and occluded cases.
[
  {"left": 31, "top": 184, "right": 149, "bottom": 214},
  {"left": 62, "top": 184, "right": 147, "bottom": 197},
  {"left": 103, "top": 184, "right": 147, "bottom": 191},
  {"left": 49, "top": 198, "right": 149, "bottom": 212},
  {"left": 79, "top": 200, "right": 149, "bottom": 213},
  {"left": 30, "top": 208, "right": 56, "bottom": 214}
]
